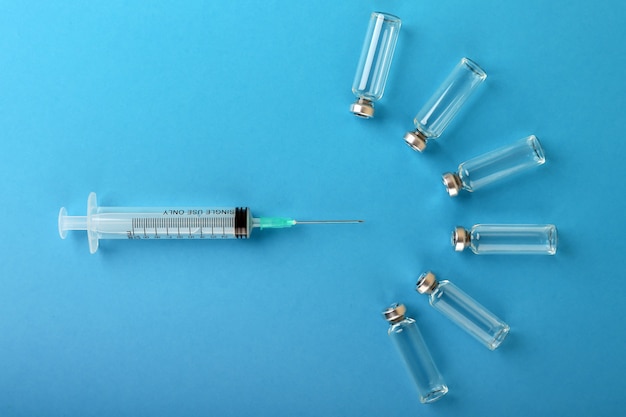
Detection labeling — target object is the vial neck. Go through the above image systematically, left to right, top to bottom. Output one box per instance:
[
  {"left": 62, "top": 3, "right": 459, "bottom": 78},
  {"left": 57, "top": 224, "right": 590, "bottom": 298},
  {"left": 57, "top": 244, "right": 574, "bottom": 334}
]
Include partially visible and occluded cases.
[
  {"left": 350, "top": 98, "right": 375, "bottom": 118},
  {"left": 404, "top": 129, "right": 428, "bottom": 152},
  {"left": 442, "top": 173, "right": 463, "bottom": 197},
  {"left": 453, "top": 227, "right": 471, "bottom": 251},
  {"left": 416, "top": 272, "right": 439, "bottom": 294},
  {"left": 425, "top": 282, "right": 440, "bottom": 294},
  {"left": 383, "top": 304, "right": 407, "bottom": 324}
]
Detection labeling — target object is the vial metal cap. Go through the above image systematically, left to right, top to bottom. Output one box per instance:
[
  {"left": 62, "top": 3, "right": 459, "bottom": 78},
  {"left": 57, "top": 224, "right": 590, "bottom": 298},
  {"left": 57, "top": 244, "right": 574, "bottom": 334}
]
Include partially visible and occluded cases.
[
  {"left": 350, "top": 98, "right": 375, "bottom": 118},
  {"left": 404, "top": 130, "right": 427, "bottom": 152},
  {"left": 442, "top": 172, "right": 463, "bottom": 197},
  {"left": 452, "top": 226, "right": 470, "bottom": 251},
  {"left": 416, "top": 272, "right": 438, "bottom": 294},
  {"left": 383, "top": 303, "right": 406, "bottom": 323}
]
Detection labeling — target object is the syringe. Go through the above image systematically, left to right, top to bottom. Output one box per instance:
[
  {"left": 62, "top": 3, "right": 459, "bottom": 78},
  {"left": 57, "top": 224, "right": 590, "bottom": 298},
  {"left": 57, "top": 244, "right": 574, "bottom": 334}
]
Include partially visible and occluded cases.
[{"left": 59, "top": 193, "right": 363, "bottom": 254}]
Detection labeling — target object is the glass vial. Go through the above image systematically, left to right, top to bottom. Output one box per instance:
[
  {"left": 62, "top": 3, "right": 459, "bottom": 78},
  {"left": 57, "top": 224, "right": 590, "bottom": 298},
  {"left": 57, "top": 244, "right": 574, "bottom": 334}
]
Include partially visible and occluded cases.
[
  {"left": 350, "top": 12, "right": 402, "bottom": 119},
  {"left": 404, "top": 58, "right": 486, "bottom": 151},
  {"left": 442, "top": 135, "right": 545, "bottom": 197},
  {"left": 453, "top": 224, "right": 557, "bottom": 255},
  {"left": 416, "top": 272, "right": 510, "bottom": 350},
  {"left": 383, "top": 303, "right": 448, "bottom": 403}
]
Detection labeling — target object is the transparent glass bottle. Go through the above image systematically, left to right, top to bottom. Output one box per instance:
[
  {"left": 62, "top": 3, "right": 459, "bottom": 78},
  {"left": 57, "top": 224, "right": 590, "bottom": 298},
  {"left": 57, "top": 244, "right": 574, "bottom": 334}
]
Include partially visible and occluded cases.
[
  {"left": 350, "top": 12, "right": 402, "bottom": 119},
  {"left": 404, "top": 58, "right": 486, "bottom": 151},
  {"left": 442, "top": 135, "right": 545, "bottom": 197},
  {"left": 453, "top": 224, "right": 557, "bottom": 255},
  {"left": 415, "top": 272, "right": 510, "bottom": 350},
  {"left": 383, "top": 303, "right": 448, "bottom": 403}
]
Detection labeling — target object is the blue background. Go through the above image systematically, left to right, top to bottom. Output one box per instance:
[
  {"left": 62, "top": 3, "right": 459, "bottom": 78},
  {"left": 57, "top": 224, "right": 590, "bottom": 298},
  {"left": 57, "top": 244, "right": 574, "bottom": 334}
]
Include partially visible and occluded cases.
[{"left": 1, "top": 1, "right": 625, "bottom": 415}]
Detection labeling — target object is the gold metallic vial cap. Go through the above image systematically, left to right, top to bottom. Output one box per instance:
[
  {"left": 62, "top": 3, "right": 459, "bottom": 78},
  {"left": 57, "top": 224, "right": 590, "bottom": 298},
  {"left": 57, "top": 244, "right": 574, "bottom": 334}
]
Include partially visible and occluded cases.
[
  {"left": 350, "top": 98, "right": 375, "bottom": 118},
  {"left": 403, "top": 130, "right": 427, "bottom": 152},
  {"left": 442, "top": 172, "right": 463, "bottom": 197},
  {"left": 452, "top": 226, "right": 470, "bottom": 251},
  {"left": 416, "top": 272, "right": 438, "bottom": 294},
  {"left": 382, "top": 303, "right": 406, "bottom": 323}
]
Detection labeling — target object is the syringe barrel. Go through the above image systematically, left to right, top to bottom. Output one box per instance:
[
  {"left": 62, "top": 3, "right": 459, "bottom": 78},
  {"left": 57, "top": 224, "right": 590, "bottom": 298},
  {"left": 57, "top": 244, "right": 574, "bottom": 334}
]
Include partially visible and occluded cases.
[
  {"left": 59, "top": 193, "right": 252, "bottom": 253},
  {"left": 93, "top": 207, "right": 249, "bottom": 239}
]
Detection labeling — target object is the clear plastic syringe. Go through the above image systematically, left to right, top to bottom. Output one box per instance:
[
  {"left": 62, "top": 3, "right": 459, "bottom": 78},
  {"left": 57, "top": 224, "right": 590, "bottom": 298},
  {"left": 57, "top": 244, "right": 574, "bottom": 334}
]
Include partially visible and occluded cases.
[{"left": 59, "top": 193, "right": 363, "bottom": 254}]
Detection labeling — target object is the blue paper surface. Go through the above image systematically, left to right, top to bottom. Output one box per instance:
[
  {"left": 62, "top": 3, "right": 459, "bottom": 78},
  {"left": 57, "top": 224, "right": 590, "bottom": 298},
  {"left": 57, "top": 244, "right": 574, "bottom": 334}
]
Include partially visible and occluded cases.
[{"left": 1, "top": 1, "right": 625, "bottom": 415}]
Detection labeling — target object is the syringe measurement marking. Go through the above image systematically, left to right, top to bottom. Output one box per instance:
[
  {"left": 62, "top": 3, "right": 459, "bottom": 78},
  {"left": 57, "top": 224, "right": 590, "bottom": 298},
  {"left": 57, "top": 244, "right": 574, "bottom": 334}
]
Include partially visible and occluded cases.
[{"left": 128, "top": 217, "right": 235, "bottom": 239}]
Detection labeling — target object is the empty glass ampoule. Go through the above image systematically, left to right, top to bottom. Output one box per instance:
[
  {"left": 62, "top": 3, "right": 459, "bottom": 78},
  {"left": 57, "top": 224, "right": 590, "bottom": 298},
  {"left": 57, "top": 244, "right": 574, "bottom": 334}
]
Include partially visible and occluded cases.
[
  {"left": 350, "top": 12, "right": 401, "bottom": 118},
  {"left": 404, "top": 58, "right": 486, "bottom": 152},
  {"left": 442, "top": 135, "right": 545, "bottom": 197},
  {"left": 453, "top": 224, "right": 557, "bottom": 255},
  {"left": 416, "top": 272, "right": 509, "bottom": 350},
  {"left": 383, "top": 303, "right": 448, "bottom": 403}
]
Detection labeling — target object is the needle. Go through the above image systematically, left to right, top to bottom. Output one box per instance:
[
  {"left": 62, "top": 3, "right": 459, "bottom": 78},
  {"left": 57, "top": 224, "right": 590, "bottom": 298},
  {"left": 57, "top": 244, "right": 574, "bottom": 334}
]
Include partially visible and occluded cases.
[{"left": 295, "top": 220, "right": 364, "bottom": 224}]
